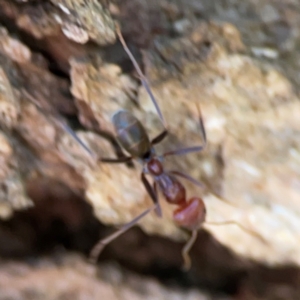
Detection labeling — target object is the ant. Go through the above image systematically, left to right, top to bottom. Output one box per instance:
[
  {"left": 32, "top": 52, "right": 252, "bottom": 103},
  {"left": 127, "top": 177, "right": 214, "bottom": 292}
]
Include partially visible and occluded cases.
[
  {"left": 24, "top": 25, "right": 261, "bottom": 270},
  {"left": 87, "top": 26, "right": 261, "bottom": 270}
]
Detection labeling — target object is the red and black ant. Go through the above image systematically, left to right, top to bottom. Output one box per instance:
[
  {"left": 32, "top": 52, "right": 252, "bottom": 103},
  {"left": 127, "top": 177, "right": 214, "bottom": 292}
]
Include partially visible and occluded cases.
[
  {"left": 24, "top": 25, "right": 261, "bottom": 270},
  {"left": 87, "top": 26, "right": 262, "bottom": 270}
]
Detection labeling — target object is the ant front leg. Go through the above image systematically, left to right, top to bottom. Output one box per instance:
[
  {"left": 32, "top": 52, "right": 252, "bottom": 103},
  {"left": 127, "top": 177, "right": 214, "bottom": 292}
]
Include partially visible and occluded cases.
[{"left": 89, "top": 204, "right": 157, "bottom": 263}]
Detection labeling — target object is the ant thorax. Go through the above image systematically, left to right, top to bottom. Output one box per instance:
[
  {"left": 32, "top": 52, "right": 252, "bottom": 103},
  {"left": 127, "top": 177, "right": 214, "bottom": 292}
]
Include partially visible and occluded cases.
[{"left": 143, "top": 157, "right": 164, "bottom": 177}]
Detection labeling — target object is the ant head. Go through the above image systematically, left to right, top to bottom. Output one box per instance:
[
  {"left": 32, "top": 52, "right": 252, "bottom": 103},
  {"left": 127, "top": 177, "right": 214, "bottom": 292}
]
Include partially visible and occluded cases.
[
  {"left": 147, "top": 158, "right": 164, "bottom": 176},
  {"left": 173, "top": 197, "right": 206, "bottom": 231}
]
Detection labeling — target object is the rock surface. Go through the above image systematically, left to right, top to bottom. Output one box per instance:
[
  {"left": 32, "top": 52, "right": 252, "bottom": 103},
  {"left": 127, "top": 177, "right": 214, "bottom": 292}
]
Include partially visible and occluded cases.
[
  {"left": 0, "top": 0, "right": 300, "bottom": 299},
  {"left": 68, "top": 21, "right": 300, "bottom": 265},
  {"left": 0, "top": 254, "right": 216, "bottom": 300}
]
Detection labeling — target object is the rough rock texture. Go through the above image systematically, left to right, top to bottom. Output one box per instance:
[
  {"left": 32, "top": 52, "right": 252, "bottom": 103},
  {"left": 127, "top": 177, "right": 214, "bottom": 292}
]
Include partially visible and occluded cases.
[
  {"left": 0, "top": 0, "right": 300, "bottom": 299},
  {"left": 0, "top": 0, "right": 116, "bottom": 45},
  {"left": 0, "top": 0, "right": 299, "bottom": 264},
  {"left": 68, "top": 20, "right": 300, "bottom": 265},
  {"left": 0, "top": 24, "right": 84, "bottom": 218},
  {"left": 0, "top": 254, "right": 223, "bottom": 300}
]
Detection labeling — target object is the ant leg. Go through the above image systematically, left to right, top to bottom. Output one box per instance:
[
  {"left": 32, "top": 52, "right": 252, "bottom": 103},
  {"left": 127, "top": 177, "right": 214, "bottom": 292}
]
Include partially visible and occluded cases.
[
  {"left": 116, "top": 25, "right": 167, "bottom": 129},
  {"left": 23, "top": 89, "right": 97, "bottom": 160},
  {"left": 24, "top": 90, "right": 133, "bottom": 166},
  {"left": 163, "top": 104, "right": 207, "bottom": 157},
  {"left": 61, "top": 122, "right": 96, "bottom": 159},
  {"left": 151, "top": 130, "right": 168, "bottom": 145},
  {"left": 163, "top": 145, "right": 205, "bottom": 157},
  {"left": 99, "top": 156, "right": 132, "bottom": 164},
  {"left": 169, "top": 170, "right": 204, "bottom": 189},
  {"left": 141, "top": 173, "right": 162, "bottom": 217},
  {"left": 153, "top": 182, "right": 161, "bottom": 217},
  {"left": 89, "top": 204, "right": 156, "bottom": 263},
  {"left": 206, "top": 221, "right": 267, "bottom": 244},
  {"left": 182, "top": 230, "right": 198, "bottom": 271}
]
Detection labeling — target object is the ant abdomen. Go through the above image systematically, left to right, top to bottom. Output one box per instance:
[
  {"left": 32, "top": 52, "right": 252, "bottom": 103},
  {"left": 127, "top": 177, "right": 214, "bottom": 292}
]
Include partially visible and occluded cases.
[
  {"left": 112, "top": 110, "right": 151, "bottom": 157},
  {"left": 173, "top": 197, "right": 206, "bottom": 231}
]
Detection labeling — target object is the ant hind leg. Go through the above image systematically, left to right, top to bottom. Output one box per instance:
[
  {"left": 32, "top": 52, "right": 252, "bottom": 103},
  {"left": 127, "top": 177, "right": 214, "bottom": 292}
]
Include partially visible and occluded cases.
[
  {"left": 89, "top": 204, "right": 156, "bottom": 264},
  {"left": 181, "top": 229, "right": 198, "bottom": 271}
]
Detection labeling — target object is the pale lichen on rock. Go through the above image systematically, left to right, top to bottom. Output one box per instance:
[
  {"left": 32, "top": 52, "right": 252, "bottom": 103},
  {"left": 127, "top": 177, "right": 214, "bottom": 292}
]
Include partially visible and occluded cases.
[
  {"left": 1, "top": 0, "right": 115, "bottom": 45},
  {"left": 51, "top": 0, "right": 116, "bottom": 44},
  {"left": 0, "top": 24, "right": 85, "bottom": 217},
  {"left": 0, "top": 47, "right": 31, "bottom": 218},
  {"left": 0, "top": 67, "right": 20, "bottom": 130},
  {"left": 0, "top": 130, "right": 32, "bottom": 219}
]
